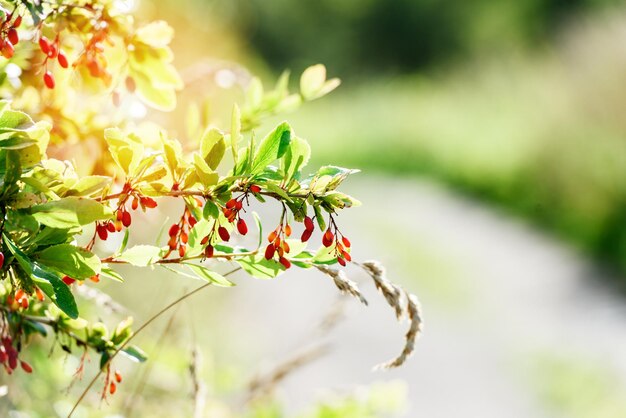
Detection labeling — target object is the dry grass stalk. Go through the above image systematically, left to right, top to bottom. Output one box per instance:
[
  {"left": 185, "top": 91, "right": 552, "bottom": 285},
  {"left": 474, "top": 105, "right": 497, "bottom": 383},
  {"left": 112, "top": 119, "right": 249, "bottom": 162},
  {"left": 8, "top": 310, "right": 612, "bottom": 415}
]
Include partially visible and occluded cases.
[
  {"left": 360, "top": 260, "right": 423, "bottom": 369},
  {"left": 315, "top": 265, "right": 368, "bottom": 305}
]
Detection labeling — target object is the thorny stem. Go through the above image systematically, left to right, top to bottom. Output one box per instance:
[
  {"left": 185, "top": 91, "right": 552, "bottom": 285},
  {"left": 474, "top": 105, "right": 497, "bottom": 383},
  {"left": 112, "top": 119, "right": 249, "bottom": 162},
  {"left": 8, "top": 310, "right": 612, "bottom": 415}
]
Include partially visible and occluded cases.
[{"left": 67, "top": 266, "right": 242, "bottom": 418}]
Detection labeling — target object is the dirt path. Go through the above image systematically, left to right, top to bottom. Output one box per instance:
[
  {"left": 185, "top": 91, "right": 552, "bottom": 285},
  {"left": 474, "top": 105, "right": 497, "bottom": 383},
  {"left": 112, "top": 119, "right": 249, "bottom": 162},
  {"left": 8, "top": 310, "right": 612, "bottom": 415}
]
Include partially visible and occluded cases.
[{"left": 220, "top": 176, "right": 626, "bottom": 417}]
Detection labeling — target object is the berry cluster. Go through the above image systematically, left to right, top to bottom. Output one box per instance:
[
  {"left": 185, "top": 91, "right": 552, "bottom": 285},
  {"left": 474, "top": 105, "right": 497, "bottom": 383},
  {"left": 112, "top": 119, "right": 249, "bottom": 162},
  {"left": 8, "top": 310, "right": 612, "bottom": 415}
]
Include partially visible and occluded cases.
[
  {"left": 0, "top": 13, "right": 21, "bottom": 59},
  {"left": 73, "top": 22, "right": 112, "bottom": 86},
  {"left": 38, "top": 34, "right": 69, "bottom": 89},
  {"left": 95, "top": 184, "right": 158, "bottom": 242},
  {"left": 223, "top": 196, "right": 249, "bottom": 236},
  {"left": 166, "top": 206, "right": 198, "bottom": 258},
  {"left": 322, "top": 218, "right": 352, "bottom": 266},
  {"left": 264, "top": 222, "right": 293, "bottom": 269},
  {"left": 6, "top": 288, "right": 44, "bottom": 311},
  {"left": 0, "top": 335, "right": 32, "bottom": 375},
  {"left": 105, "top": 366, "right": 123, "bottom": 397}
]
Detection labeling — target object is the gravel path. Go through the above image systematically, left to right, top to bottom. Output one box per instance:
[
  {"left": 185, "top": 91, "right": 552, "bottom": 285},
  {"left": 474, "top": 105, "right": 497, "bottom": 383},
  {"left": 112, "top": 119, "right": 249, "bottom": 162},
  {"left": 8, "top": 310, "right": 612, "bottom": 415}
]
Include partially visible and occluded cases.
[{"left": 218, "top": 176, "right": 626, "bottom": 417}]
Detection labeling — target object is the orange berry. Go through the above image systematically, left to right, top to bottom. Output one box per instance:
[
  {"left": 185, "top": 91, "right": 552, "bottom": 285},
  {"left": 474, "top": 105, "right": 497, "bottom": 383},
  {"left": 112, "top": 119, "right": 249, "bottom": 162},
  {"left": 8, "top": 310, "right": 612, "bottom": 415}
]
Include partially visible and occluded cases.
[
  {"left": 1, "top": 41, "right": 14, "bottom": 59},
  {"left": 125, "top": 76, "right": 136, "bottom": 92},
  {"left": 284, "top": 224, "right": 292, "bottom": 237},
  {"left": 180, "top": 232, "right": 188, "bottom": 244},
  {"left": 115, "top": 370, "right": 122, "bottom": 383},
  {"left": 109, "top": 381, "right": 117, "bottom": 395}
]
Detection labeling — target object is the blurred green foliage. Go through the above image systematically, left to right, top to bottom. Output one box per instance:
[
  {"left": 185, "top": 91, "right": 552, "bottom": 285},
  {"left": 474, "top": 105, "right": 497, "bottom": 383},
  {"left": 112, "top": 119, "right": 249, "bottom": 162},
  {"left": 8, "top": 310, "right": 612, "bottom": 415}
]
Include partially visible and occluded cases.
[{"left": 204, "top": 0, "right": 620, "bottom": 76}]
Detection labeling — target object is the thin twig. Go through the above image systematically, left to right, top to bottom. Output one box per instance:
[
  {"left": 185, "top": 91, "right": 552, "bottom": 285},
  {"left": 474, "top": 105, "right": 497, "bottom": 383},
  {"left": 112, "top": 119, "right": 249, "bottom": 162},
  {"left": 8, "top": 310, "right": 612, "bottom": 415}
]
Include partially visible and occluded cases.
[{"left": 67, "top": 266, "right": 242, "bottom": 418}]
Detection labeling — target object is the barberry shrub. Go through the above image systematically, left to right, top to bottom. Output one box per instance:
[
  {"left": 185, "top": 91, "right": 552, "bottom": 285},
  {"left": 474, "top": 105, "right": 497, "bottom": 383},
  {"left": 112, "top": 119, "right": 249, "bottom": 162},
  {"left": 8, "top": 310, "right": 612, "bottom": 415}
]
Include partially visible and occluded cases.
[{"left": 0, "top": 0, "right": 422, "bottom": 412}]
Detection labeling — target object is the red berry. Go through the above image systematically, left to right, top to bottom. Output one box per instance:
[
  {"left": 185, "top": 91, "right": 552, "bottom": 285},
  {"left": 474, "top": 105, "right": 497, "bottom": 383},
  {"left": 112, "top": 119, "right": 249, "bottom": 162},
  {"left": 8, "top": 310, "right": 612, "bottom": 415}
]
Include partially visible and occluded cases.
[
  {"left": 13, "top": 16, "right": 22, "bottom": 28},
  {"left": 7, "top": 28, "right": 18, "bottom": 45},
  {"left": 39, "top": 37, "right": 50, "bottom": 54},
  {"left": 1, "top": 41, "right": 14, "bottom": 59},
  {"left": 47, "top": 43, "right": 58, "bottom": 59},
  {"left": 57, "top": 51, "right": 69, "bottom": 68},
  {"left": 43, "top": 71, "right": 55, "bottom": 89},
  {"left": 249, "top": 184, "right": 261, "bottom": 194},
  {"left": 131, "top": 196, "right": 139, "bottom": 210},
  {"left": 141, "top": 197, "right": 158, "bottom": 208},
  {"left": 226, "top": 199, "right": 237, "bottom": 209},
  {"left": 235, "top": 200, "right": 243, "bottom": 210},
  {"left": 122, "top": 211, "right": 131, "bottom": 227},
  {"left": 188, "top": 216, "right": 197, "bottom": 227},
  {"left": 304, "top": 216, "right": 314, "bottom": 231},
  {"left": 237, "top": 218, "right": 248, "bottom": 235},
  {"left": 106, "top": 221, "right": 116, "bottom": 233},
  {"left": 169, "top": 224, "right": 180, "bottom": 237},
  {"left": 97, "top": 225, "right": 108, "bottom": 241},
  {"left": 218, "top": 226, "right": 230, "bottom": 241},
  {"left": 301, "top": 228, "right": 312, "bottom": 242},
  {"left": 268, "top": 230, "right": 278, "bottom": 243},
  {"left": 180, "top": 232, "right": 188, "bottom": 244},
  {"left": 200, "top": 235, "right": 209, "bottom": 245},
  {"left": 168, "top": 236, "right": 177, "bottom": 250},
  {"left": 342, "top": 236, "right": 351, "bottom": 248},
  {"left": 282, "top": 240, "right": 291, "bottom": 254},
  {"left": 264, "top": 244, "right": 275, "bottom": 260},
  {"left": 178, "top": 245, "right": 186, "bottom": 257},
  {"left": 204, "top": 245, "right": 214, "bottom": 258},
  {"left": 342, "top": 250, "right": 352, "bottom": 262},
  {"left": 0, "top": 251, "right": 4, "bottom": 269},
  {"left": 337, "top": 256, "right": 346, "bottom": 267},
  {"left": 279, "top": 257, "right": 291, "bottom": 269},
  {"left": 62, "top": 276, "right": 75, "bottom": 285},
  {"left": 35, "top": 287, "right": 44, "bottom": 301},
  {"left": 21, "top": 297, "right": 28, "bottom": 309},
  {"left": 0, "top": 347, "right": 6, "bottom": 363},
  {"left": 8, "top": 352, "right": 17, "bottom": 370},
  {"left": 20, "top": 360, "right": 33, "bottom": 373},
  {"left": 115, "top": 370, "right": 122, "bottom": 383},
  {"left": 110, "top": 381, "right": 117, "bottom": 395}
]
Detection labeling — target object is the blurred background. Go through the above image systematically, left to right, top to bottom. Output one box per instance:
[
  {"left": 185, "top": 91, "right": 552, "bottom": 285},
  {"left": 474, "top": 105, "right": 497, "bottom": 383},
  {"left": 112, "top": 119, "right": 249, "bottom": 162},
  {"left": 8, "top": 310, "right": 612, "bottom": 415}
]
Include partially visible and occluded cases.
[{"left": 5, "top": 0, "right": 626, "bottom": 416}]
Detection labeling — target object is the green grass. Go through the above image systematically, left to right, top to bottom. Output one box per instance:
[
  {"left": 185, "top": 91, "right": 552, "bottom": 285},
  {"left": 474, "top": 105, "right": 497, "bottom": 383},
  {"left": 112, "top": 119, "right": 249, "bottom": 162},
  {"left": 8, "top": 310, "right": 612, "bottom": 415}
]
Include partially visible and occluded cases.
[{"left": 279, "top": 37, "right": 626, "bottom": 277}]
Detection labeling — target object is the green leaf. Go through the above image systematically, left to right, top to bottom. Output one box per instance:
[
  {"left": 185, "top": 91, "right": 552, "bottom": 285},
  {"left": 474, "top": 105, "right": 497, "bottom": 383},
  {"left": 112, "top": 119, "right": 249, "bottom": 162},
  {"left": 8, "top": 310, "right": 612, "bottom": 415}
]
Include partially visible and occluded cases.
[
  {"left": 300, "top": 64, "right": 327, "bottom": 99},
  {"left": 231, "top": 104, "right": 241, "bottom": 164},
  {"left": 250, "top": 122, "right": 291, "bottom": 174},
  {"left": 200, "top": 128, "right": 226, "bottom": 170},
  {"left": 282, "top": 136, "right": 311, "bottom": 181},
  {"left": 65, "top": 176, "right": 110, "bottom": 197},
  {"left": 31, "top": 197, "right": 113, "bottom": 228},
  {"left": 202, "top": 200, "right": 219, "bottom": 220},
  {"left": 314, "top": 205, "right": 327, "bottom": 231},
  {"left": 187, "top": 219, "right": 213, "bottom": 257},
  {"left": 3, "top": 234, "right": 78, "bottom": 318},
  {"left": 35, "top": 244, "right": 101, "bottom": 279},
  {"left": 117, "top": 245, "right": 162, "bottom": 267},
  {"left": 237, "top": 253, "right": 286, "bottom": 279},
  {"left": 184, "top": 264, "right": 234, "bottom": 287},
  {"left": 100, "top": 266, "right": 125, "bottom": 283},
  {"left": 121, "top": 345, "right": 148, "bottom": 363}
]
